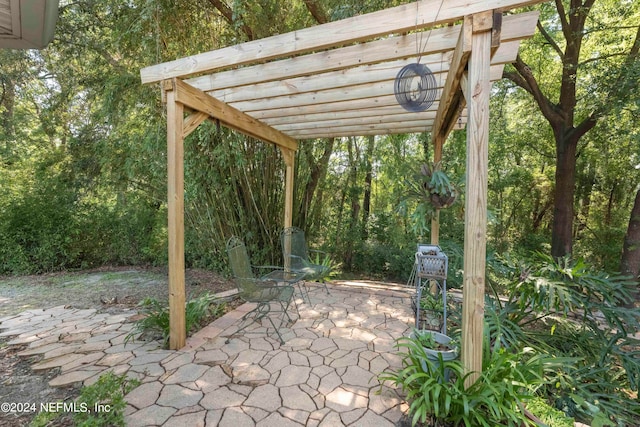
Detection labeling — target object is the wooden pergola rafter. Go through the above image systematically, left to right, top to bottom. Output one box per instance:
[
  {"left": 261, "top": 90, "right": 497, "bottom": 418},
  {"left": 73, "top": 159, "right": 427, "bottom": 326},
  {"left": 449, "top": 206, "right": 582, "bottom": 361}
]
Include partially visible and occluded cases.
[{"left": 140, "top": 0, "right": 546, "bottom": 387}]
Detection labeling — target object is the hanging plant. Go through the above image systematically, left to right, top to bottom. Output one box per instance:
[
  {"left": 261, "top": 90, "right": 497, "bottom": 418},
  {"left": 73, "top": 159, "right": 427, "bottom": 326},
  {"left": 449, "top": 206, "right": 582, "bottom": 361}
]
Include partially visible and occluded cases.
[{"left": 405, "top": 161, "right": 458, "bottom": 214}]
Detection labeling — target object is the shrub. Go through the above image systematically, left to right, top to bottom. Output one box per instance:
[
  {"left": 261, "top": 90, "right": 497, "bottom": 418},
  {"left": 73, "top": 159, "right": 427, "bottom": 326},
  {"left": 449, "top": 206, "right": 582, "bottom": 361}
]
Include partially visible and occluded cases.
[
  {"left": 486, "top": 252, "right": 640, "bottom": 425},
  {"left": 126, "top": 293, "right": 227, "bottom": 347},
  {"left": 379, "top": 333, "right": 553, "bottom": 427},
  {"left": 73, "top": 372, "right": 140, "bottom": 427}
]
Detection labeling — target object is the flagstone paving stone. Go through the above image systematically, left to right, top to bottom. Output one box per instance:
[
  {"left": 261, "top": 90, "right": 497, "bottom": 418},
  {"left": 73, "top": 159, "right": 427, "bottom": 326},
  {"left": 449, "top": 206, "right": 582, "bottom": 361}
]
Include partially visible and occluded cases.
[{"left": 0, "top": 282, "right": 416, "bottom": 426}]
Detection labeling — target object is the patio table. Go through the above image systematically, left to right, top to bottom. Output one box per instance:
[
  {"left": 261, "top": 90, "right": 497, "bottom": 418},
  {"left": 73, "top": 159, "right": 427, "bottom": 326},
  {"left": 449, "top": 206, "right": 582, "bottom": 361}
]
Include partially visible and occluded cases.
[{"left": 261, "top": 269, "right": 310, "bottom": 304}]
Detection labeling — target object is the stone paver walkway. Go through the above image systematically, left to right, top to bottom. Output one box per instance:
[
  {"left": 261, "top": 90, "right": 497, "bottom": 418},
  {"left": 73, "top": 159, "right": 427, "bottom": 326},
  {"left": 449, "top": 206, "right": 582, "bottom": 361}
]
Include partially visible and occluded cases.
[{"left": 0, "top": 282, "right": 414, "bottom": 426}]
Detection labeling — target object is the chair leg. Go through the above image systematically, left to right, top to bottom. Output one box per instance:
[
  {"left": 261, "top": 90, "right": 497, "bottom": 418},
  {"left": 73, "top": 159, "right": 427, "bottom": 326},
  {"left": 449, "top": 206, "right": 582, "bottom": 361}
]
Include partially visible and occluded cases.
[
  {"left": 226, "top": 300, "right": 295, "bottom": 345},
  {"left": 225, "top": 303, "right": 270, "bottom": 344}
]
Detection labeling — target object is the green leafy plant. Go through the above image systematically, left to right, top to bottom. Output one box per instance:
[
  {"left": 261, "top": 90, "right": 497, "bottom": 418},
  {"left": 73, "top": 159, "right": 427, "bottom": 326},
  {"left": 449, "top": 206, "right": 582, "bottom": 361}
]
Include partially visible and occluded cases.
[
  {"left": 400, "top": 161, "right": 458, "bottom": 236},
  {"left": 405, "top": 162, "right": 457, "bottom": 211},
  {"left": 311, "top": 251, "right": 341, "bottom": 282},
  {"left": 485, "top": 252, "right": 640, "bottom": 425},
  {"left": 126, "top": 292, "right": 226, "bottom": 347},
  {"left": 419, "top": 292, "right": 445, "bottom": 311},
  {"left": 413, "top": 329, "right": 457, "bottom": 353},
  {"left": 379, "top": 333, "right": 549, "bottom": 427},
  {"left": 73, "top": 371, "right": 140, "bottom": 427},
  {"left": 526, "top": 397, "right": 575, "bottom": 427},
  {"left": 29, "top": 410, "right": 61, "bottom": 427}
]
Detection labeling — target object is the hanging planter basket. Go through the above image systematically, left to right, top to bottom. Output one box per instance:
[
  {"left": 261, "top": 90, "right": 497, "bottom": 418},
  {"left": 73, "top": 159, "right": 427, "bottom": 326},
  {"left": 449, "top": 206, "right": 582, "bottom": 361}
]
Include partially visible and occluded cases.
[{"left": 429, "top": 191, "right": 457, "bottom": 210}]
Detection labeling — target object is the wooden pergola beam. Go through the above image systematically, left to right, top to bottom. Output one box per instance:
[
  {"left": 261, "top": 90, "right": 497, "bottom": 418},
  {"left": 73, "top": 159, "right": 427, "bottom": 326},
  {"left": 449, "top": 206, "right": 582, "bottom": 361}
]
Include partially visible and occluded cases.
[
  {"left": 141, "top": 0, "right": 545, "bottom": 85},
  {"left": 433, "top": 10, "right": 504, "bottom": 149},
  {"left": 186, "top": 12, "right": 537, "bottom": 96},
  {"left": 433, "top": 16, "right": 473, "bottom": 147},
  {"left": 230, "top": 64, "right": 507, "bottom": 114},
  {"left": 162, "top": 78, "right": 298, "bottom": 350},
  {"left": 167, "top": 78, "right": 298, "bottom": 152},
  {"left": 182, "top": 111, "right": 209, "bottom": 138},
  {"left": 289, "top": 121, "right": 468, "bottom": 139}
]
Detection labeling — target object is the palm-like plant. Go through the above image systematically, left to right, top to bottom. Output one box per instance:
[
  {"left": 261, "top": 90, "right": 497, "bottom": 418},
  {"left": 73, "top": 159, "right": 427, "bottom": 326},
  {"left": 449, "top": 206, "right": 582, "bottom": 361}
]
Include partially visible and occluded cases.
[{"left": 405, "top": 161, "right": 457, "bottom": 214}]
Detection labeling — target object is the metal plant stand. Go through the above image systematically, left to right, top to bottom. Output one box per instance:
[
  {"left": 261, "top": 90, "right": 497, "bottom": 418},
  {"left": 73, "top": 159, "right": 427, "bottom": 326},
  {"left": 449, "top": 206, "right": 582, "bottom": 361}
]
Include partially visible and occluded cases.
[{"left": 413, "top": 244, "right": 448, "bottom": 333}]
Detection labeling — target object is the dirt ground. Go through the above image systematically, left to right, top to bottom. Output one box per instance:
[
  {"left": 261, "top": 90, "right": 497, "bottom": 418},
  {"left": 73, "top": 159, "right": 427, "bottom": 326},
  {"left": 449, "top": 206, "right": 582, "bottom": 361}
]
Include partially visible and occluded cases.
[{"left": 0, "top": 266, "right": 237, "bottom": 426}]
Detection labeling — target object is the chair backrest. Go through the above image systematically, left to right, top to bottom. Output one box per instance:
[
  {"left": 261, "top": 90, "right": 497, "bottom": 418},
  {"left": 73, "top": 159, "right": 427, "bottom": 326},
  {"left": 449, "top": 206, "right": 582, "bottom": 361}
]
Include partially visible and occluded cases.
[
  {"left": 281, "top": 227, "right": 309, "bottom": 269},
  {"left": 226, "top": 236, "right": 257, "bottom": 295}
]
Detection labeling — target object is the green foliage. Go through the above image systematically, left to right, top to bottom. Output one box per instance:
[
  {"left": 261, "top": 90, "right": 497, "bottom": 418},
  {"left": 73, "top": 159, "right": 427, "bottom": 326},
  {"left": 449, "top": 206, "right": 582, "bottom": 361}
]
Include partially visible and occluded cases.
[
  {"left": 0, "top": 0, "right": 637, "bottom": 289},
  {"left": 401, "top": 161, "right": 458, "bottom": 236},
  {"left": 349, "top": 242, "right": 415, "bottom": 281},
  {"left": 309, "top": 251, "right": 341, "bottom": 282},
  {"left": 486, "top": 253, "right": 640, "bottom": 425},
  {"left": 126, "top": 293, "right": 226, "bottom": 347},
  {"left": 380, "top": 333, "right": 550, "bottom": 427},
  {"left": 73, "top": 371, "right": 140, "bottom": 427},
  {"left": 526, "top": 397, "right": 575, "bottom": 427},
  {"left": 29, "top": 410, "right": 60, "bottom": 427}
]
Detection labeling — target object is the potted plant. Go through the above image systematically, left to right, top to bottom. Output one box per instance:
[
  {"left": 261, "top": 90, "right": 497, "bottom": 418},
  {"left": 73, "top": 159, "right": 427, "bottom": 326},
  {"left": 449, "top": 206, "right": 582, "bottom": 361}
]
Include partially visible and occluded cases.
[
  {"left": 401, "top": 161, "right": 458, "bottom": 237},
  {"left": 405, "top": 161, "right": 457, "bottom": 214},
  {"left": 417, "top": 292, "right": 445, "bottom": 331},
  {"left": 411, "top": 329, "right": 458, "bottom": 363},
  {"left": 379, "top": 333, "right": 550, "bottom": 427}
]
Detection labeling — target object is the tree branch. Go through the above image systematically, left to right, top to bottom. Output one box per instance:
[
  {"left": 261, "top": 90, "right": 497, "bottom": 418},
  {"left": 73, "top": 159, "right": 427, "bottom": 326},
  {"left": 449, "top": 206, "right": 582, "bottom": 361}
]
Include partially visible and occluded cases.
[
  {"left": 206, "top": 0, "right": 254, "bottom": 40},
  {"left": 303, "top": 0, "right": 328, "bottom": 24},
  {"left": 555, "top": 0, "right": 570, "bottom": 41},
  {"left": 536, "top": 20, "right": 564, "bottom": 59},
  {"left": 578, "top": 50, "right": 634, "bottom": 67},
  {"left": 506, "top": 55, "right": 563, "bottom": 128}
]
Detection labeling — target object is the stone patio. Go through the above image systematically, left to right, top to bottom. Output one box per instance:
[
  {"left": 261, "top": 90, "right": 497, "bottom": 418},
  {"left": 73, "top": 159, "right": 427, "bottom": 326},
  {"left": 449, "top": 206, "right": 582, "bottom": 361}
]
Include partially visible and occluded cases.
[{"left": 0, "top": 281, "right": 415, "bottom": 426}]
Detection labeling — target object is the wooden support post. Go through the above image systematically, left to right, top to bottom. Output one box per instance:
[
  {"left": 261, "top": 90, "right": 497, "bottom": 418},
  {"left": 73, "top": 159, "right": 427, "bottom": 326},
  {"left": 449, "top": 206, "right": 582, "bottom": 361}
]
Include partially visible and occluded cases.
[
  {"left": 461, "top": 14, "right": 492, "bottom": 388},
  {"left": 164, "top": 80, "right": 186, "bottom": 350},
  {"left": 281, "top": 147, "right": 295, "bottom": 270},
  {"left": 282, "top": 148, "right": 295, "bottom": 230},
  {"left": 430, "top": 210, "right": 440, "bottom": 245}
]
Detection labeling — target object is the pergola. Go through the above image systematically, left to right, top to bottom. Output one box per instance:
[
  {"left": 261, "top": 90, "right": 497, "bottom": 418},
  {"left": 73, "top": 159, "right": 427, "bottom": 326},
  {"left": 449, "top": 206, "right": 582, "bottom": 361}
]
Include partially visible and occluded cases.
[{"left": 140, "top": 0, "right": 546, "bottom": 385}]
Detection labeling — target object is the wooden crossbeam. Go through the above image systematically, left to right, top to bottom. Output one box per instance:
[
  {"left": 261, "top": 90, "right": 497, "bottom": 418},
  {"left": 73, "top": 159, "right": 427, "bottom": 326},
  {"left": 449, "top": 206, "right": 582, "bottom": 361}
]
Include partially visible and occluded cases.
[
  {"left": 141, "top": 0, "right": 547, "bottom": 84},
  {"left": 433, "top": 10, "right": 534, "bottom": 149},
  {"left": 186, "top": 12, "right": 537, "bottom": 95},
  {"left": 433, "top": 15, "right": 473, "bottom": 143},
  {"left": 209, "top": 41, "right": 518, "bottom": 106},
  {"left": 243, "top": 65, "right": 504, "bottom": 122},
  {"left": 165, "top": 78, "right": 298, "bottom": 152},
  {"left": 182, "top": 111, "right": 209, "bottom": 138},
  {"left": 289, "top": 121, "right": 468, "bottom": 139}
]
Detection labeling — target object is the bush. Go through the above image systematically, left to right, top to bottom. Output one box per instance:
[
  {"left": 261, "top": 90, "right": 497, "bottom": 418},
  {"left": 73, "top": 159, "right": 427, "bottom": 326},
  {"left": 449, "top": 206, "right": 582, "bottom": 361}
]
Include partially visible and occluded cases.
[
  {"left": 486, "top": 252, "right": 640, "bottom": 426},
  {"left": 126, "top": 293, "right": 227, "bottom": 347},
  {"left": 379, "top": 333, "right": 552, "bottom": 426},
  {"left": 73, "top": 372, "right": 139, "bottom": 427}
]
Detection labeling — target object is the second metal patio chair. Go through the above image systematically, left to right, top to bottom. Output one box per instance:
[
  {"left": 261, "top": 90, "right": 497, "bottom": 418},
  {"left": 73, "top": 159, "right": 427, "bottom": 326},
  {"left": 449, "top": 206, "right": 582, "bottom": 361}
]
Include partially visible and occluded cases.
[
  {"left": 280, "top": 227, "right": 331, "bottom": 295},
  {"left": 226, "top": 236, "right": 296, "bottom": 344}
]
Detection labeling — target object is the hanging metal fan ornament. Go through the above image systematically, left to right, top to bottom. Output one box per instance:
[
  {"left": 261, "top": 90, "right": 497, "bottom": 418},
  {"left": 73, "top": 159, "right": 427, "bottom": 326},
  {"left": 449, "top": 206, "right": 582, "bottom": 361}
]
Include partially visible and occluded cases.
[{"left": 394, "top": 63, "right": 437, "bottom": 112}]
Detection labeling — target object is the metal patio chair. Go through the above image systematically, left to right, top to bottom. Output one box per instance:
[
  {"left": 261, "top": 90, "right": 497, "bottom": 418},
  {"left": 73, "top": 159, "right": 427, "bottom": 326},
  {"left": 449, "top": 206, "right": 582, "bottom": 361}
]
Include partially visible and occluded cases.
[
  {"left": 280, "top": 227, "right": 331, "bottom": 294},
  {"left": 226, "top": 236, "right": 296, "bottom": 344}
]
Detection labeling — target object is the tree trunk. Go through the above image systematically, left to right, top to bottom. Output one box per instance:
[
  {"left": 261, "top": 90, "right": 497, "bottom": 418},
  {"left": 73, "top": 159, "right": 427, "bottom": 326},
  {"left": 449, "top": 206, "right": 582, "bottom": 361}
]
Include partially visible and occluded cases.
[
  {"left": 0, "top": 74, "right": 15, "bottom": 157},
  {"left": 361, "top": 135, "right": 375, "bottom": 240},
  {"left": 551, "top": 135, "right": 578, "bottom": 258},
  {"left": 343, "top": 137, "right": 360, "bottom": 270},
  {"left": 296, "top": 138, "right": 334, "bottom": 230},
  {"left": 621, "top": 187, "right": 640, "bottom": 282}
]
